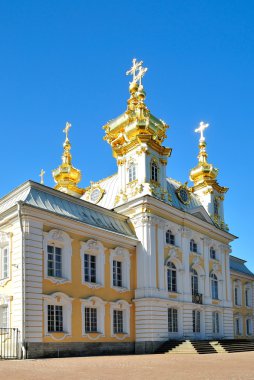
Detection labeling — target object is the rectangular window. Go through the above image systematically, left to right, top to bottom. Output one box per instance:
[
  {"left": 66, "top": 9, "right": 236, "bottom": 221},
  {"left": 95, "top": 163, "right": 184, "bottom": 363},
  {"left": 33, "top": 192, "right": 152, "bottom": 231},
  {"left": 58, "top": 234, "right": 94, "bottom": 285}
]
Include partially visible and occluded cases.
[
  {"left": 47, "top": 245, "right": 62, "bottom": 278},
  {"left": 0, "top": 247, "right": 9, "bottom": 280},
  {"left": 84, "top": 254, "right": 96, "bottom": 283},
  {"left": 113, "top": 260, "right": 122, "bottom": 287},
  {"left": 234, "top": 287, "right": 239, "bottom": 306},
  {"left": 245, "top": 289, "right": 251, "bottom": 307},
  {"left": 0, "top": 305, "right": 8, "bottom": 328},
  {"left": 47, "top": 305, "right": 63, "bottom": 332},
  {"left": 85, "top": 307, "right": 97, "bottom": 333},
  {"left": 168, "top": 308, "right": 178, "bottom": 333},
  {"left": 113, "top": 310, "right": 123, "bottom": 334},
  {"left": 192, "top": 310, "right": 201, "bottom": 333},
  {"left": 212, "top": 312, "right": 219, "bottom": 334},
  {"left": 235, "top": 318, "right": 240, "bottom": 335},
  {"left": 246, "top": 319, "right": 252, "bottom": 336}
]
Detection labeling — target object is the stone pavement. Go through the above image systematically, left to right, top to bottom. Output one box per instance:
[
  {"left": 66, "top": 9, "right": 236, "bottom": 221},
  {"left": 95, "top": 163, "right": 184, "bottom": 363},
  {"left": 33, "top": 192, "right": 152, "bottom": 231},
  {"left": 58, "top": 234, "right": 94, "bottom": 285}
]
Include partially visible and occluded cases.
[{"left": 1, "top": 352, "right": 254, "bottom": 380}]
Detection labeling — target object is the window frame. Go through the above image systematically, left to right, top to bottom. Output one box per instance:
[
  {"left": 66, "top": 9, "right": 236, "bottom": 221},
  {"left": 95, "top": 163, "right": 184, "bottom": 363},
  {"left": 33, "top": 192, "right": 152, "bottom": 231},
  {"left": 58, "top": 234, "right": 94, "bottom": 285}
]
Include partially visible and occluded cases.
[
  {"left": 151, "top": 161, "right": 159, "bottom": 182},
  {"left": 128, "top": 162, "right": 137, "bottom": 183},
  {"left": 43, "top": 230, "right": 73, "bottom": 284},
  {"left": 166, "top": 230, "right": 175, "bottom": 246},
  {"left": 0, "top": 232, "right": 11, "bottom": 286},
  {"left": 190, "top": 239, "right": 198, "bottom": 253},
  {"left": 80, "top": 240, "right": 105, "bottom": 289},
  {"left": 110, "top": 247, "right": 130, "bottom": 292},
  {"left": 210, "top": 247, "right": 216, "bottom": 260},
  {"left": 167, "top": 262, "right": 177, "bottom": 293},
  {"left": 191, "top": 268, "right": 199, "bottom": 295},
  {"left": 210, "top": 273, "right": 219, "bottom": 300},
  {"left": 43, "top": 292, "right": 73, "bottom": 338},
  {"left": 81, "top": 296, "right": 106, "bottom": 339},
  {"left": 110, "top": 300, "right": 131, "bottom": 339},
  {"left": 47, "top": 304, "right": 63, "bottom": 333},
  {"left": 168, "top": 308, "right": 178, "bottom": 333},
  {"left": 192, "top": 310, "right": 201, "bottom": 333},
  {"left": 212, "top": 311, "right": 220, "bottom": 334},
  {"left": 246, "top": 318, "right": 252, "bottom": 336}
]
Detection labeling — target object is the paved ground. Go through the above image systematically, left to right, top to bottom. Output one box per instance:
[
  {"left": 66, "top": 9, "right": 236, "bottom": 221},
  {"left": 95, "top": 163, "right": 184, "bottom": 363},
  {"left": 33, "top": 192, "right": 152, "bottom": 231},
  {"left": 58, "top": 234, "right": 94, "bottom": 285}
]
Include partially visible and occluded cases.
[{"left": 1, "top": 352, "right": 254, "bottom": 380}]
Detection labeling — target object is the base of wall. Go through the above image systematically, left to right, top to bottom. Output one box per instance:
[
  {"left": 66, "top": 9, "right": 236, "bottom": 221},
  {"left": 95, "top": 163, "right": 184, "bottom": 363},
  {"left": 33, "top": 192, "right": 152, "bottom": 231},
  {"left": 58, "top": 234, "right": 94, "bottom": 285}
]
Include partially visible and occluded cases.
[
  {"left": 26, "top": 341, "right": 135, "bottom": 359},
  {"left": 135, "top": 341, "right": 162, "bottom": 354}
]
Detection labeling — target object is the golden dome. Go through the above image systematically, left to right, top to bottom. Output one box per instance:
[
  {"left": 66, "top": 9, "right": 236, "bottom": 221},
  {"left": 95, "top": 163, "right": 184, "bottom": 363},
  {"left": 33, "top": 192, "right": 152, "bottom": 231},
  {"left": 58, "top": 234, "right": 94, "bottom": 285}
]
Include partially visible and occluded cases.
[{"left": 52, "top": 122, "right": 84, "bottom": 198}]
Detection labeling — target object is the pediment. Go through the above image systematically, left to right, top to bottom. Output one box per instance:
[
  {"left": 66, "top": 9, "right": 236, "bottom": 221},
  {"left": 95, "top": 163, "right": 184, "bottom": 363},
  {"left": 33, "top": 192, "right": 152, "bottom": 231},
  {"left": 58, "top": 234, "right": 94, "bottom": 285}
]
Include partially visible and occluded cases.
[{"left": 189, "top": 206, "right": 213, "bottom": 224}]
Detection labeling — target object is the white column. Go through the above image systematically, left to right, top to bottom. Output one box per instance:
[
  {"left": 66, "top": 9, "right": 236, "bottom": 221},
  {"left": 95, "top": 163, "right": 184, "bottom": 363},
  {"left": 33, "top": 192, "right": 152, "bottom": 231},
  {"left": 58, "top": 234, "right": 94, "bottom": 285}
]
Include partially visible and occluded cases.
[{"left": 132, "top": 214, "right": 157, "bottom": 290}]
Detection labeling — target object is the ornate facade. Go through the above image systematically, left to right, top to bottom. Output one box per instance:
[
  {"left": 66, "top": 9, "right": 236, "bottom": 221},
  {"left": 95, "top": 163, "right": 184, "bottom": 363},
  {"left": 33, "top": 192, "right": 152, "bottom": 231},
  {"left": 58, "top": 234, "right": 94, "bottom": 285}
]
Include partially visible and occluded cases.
[{"left": 0, "top": 60, "right": 253, "bottom": 358}]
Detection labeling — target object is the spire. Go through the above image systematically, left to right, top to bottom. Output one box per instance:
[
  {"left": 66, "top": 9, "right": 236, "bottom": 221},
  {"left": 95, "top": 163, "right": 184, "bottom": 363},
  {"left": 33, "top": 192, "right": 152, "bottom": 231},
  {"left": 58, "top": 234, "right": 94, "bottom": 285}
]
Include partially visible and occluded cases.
[
  {"left": 190, "top": 121, "right": 220, "bottom": 187},
  {"left": 52, "top": 122, "right": 84, "bottom": 198}
]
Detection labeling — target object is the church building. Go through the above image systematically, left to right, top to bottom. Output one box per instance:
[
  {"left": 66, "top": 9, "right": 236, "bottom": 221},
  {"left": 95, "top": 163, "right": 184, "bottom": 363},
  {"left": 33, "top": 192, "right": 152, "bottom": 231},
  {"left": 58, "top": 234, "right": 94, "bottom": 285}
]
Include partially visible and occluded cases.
[{"left": 0, "top": 59, "right": 253, "bottom": 358}]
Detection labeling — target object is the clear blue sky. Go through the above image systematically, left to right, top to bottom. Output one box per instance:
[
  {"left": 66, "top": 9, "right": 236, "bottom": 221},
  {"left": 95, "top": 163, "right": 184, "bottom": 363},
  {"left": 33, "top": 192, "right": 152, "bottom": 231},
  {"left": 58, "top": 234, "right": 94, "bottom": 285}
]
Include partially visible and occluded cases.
[{"left": 1, "top": 1, "right": 253, "bottom": 269}]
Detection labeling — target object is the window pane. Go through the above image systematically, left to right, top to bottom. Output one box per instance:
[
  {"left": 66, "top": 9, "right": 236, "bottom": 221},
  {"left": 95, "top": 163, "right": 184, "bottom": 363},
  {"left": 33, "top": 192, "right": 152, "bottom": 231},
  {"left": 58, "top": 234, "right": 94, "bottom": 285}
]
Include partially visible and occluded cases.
[
  {"left": 113, "top": 260, "right": 122, "bottom": 287},
  {"left": 85, "top": 307, "right": 97, "bottom": 333},
  {"left": 168, "top": 308, "right": 178, "bottom": 333},
  {"left": 113, "top": 310, "right": 123, "bottom": 333}
]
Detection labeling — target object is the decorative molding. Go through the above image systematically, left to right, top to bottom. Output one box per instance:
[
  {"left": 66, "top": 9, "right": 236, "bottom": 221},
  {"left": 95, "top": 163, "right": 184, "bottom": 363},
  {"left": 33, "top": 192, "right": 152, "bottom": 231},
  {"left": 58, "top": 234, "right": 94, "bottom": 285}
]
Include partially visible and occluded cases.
[
  {"left": 80, "top": 240, "right": 105, "bottom": 288},
  {"left": 80, "top": 296, "right": 106, "bottom": 340},
  {"left": 109, "top": 300, "right": 131, "bottom": 340}
]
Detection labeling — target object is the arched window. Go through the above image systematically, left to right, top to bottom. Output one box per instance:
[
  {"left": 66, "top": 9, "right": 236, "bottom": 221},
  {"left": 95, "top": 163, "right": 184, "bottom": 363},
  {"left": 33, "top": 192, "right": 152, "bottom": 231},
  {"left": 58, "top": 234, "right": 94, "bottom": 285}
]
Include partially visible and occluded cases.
[
  {"left": 151, "top": 162, "right": 158, "bottom": 182},
  {"left": 128, "top": 163, "right": 136, "bottom": 182},
  {"left": 166, "top": 230, "right": 175, "bottom": 245},
  {"left": 190, "top": 239, "right": 197, "bottom": 253},
  {"left": 210, "top": 247, "right": 216, "bottom": 260},
  {"left": 167, "top": 262, "right": 177, "bottom": 292},
  {"left": 191, "top": 268, "right": 199, "bottom": 295},
  {"left": 211, "top": 273, "right": 218, "bottom": 299}
]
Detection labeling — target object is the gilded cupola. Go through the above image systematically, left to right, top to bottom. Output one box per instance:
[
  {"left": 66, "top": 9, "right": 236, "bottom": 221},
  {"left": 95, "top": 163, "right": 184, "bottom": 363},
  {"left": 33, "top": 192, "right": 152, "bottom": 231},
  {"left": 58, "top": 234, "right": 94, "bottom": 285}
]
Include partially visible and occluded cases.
[
  {"left": 103, "top": 58, "right": 171, "bottom": 158},
  {"left": 189, "top": 121, "right": 227, "bottom": 194},
  {"left": 190, "top": 121, "right": 229, "bottom": 231},
  {"left": 52, "top": 122, "right": 84, "bottom": 198}
]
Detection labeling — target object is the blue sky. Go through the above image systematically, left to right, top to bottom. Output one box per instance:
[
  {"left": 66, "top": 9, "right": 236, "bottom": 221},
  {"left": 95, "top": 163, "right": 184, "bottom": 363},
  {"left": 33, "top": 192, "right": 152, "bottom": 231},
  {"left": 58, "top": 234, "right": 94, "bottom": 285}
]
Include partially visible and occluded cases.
[{"left": 1, "top": 1, "right": 254, "bottom": 269}]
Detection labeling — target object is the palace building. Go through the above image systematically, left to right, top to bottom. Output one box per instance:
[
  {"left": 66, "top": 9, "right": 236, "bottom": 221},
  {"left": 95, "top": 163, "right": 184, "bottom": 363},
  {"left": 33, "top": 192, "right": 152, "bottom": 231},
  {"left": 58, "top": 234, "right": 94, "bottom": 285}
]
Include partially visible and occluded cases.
[{"left": 0, "top": 60, "right": 253, "bottom": 358}]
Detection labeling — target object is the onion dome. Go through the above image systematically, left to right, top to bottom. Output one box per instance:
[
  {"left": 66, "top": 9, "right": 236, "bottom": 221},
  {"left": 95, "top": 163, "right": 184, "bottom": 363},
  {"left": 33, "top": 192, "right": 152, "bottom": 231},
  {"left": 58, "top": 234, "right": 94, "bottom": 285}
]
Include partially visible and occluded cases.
[{"left": 52, "top": 122, "right": 84, "bottom": 198}]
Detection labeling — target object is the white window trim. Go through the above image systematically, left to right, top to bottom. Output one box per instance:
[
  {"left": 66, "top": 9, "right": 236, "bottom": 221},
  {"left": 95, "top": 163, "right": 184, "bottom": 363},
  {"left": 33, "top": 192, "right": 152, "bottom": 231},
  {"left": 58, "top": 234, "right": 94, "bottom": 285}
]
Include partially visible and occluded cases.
[
  {"left": 43, "top": 229, "right": 73, "bottom": 284},
  {"left": 0, "top": 232, "right": 11, "bottom": 287},
  {"left": 80, "top": 240, "right": 105, "bottom": 289},
  {"left": 110, "top": 247, "right": 131, "bottom": 292},
  {"left": 164, "top": 253, "right": 183, "bottom": 294},
  {"left": 234, "top": 280, "right": 242, "bottom": 307},
  {"left": 244, "top": 283, "right": 252, "bottom": 308},
  {"left": 43, "top": 292, "right": 73, "bottom": 340},
  {"left": 0, "top": 295, "right": 11, "bottom": 329},
  {"left": 81, "top": 296, "right": 106, "bottom": 340},
  {"left": 110, "top": 300, "right": 131, "bottom": 340},
  {"left": 234, "top": 314, "right": 243, "bottom": 336},
  {"left": 246, "top": 317, "right": 253, "bottom": 336}
]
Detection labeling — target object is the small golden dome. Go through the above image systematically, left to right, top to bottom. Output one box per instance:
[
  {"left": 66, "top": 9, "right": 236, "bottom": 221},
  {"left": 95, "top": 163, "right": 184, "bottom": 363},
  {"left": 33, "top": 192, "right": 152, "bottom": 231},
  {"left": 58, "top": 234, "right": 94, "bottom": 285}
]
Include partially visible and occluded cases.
[{"left": 52, "top": 122, "right": 84, "bottom": 198}]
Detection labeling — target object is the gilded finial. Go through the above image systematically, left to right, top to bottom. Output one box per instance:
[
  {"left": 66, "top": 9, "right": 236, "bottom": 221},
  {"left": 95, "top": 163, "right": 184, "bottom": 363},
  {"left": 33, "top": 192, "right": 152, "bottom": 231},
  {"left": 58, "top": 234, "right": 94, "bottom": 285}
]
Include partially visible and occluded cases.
[
  {"left": 126, "top": 58, "right": 148, "bottom": 86},
  {"left": 63, "top": 121, "right": 71, "bottom": 141},
  {"left": 195, "top": 121, "right": 209, "bottom": 142},
  {"left": 39, "top": 169, "right": 45, "bottom": 184}
]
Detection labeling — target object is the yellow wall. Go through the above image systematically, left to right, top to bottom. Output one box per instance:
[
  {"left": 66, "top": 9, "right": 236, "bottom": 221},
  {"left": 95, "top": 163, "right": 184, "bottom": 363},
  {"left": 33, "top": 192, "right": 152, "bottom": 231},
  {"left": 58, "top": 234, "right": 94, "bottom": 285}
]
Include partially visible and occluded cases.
[{"left": 43, "top": 228, "right": 136, "bottom": 343}]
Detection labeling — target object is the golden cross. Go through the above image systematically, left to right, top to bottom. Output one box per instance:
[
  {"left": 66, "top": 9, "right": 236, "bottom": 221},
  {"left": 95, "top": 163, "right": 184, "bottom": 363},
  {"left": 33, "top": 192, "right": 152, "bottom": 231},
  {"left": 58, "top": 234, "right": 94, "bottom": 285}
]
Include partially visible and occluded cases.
[
  {"left": 126, "top": 58, "right": 148, "bottom": 85},
  {"left": 63, "top": 121, "right": 71, "bottom": 140},
  {"left": 195, "top": 121, "right": 209, "bottom": 141},
  {"left": 39, "top": 169, "right": 45, "bottom": 184}
]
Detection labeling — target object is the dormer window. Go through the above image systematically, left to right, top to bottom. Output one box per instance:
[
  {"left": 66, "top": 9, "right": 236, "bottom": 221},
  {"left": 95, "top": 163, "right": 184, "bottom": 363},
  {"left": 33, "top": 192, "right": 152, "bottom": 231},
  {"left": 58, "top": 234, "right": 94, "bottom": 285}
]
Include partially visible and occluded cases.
[
  {"left": 151, "top": 162, "right": 158, "bottom": 182},
  {"left": 128, "top": 163, "right": 136, "bottom": 183},
  {"left": 166, "top": 230, "right": 175, "bottom": 245},
  {"left": 190, "top": 239, "right": 197, "bottom": 253},
  {"left": 210, "top": 247, "right": 216, "bottom": 260}
]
